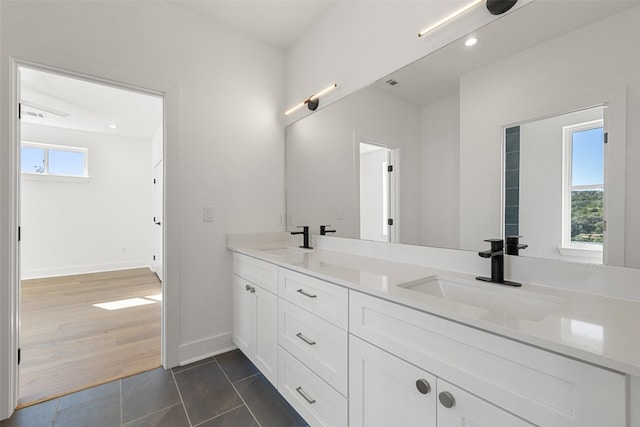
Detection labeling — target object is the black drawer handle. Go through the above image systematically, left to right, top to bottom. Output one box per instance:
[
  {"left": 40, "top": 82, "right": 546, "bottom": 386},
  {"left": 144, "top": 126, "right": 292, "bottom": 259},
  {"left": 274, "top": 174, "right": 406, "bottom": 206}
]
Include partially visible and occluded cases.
[
  {"left": 296, "top": 289, "right": 317, "bottom": 298},
  {"left": 296, "top": 332, "right": 317, "bottom": 346},
  {"left": 296, "top": 386, "right": 316, "bottom": 404}
]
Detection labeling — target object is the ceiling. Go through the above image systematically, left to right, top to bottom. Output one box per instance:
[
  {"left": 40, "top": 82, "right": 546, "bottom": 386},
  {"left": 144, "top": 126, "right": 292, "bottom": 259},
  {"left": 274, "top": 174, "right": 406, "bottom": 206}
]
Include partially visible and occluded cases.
[
  {"left": 170, "top": 0, "right": 338, "bottom": 50},
  {"left": 373, "top": 0, "right": 640, "bottom": 107},
  {"left": 19, "top": 1, "right": 338, "bottom": 138},
  {"left": 20, "top": 67, "right": 163, "bottom": 140}
]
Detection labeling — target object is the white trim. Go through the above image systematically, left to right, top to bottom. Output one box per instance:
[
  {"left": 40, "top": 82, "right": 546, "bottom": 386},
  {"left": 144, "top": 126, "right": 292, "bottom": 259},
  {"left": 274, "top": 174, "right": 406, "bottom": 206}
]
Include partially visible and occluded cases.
[
  {"left": 0, "top": 57, "right": 21, "bottom": 422},
  {"left": 2, "top": 58, "right": 178, "bottom": 419},
  {"left": 21, "top": 174, "right": 91, "bottom": 183},
  {"left": 558, "top": 245, "right": 603, "bottom": 261},
  {"left": 20, "top": 262, "right": 151, "bottom": 280},
  {"left": 178, "top": 332, "right": 234, "bottom": 365},
  {"left": 178, "top": 345, "right": 237, "bottom": 367}
]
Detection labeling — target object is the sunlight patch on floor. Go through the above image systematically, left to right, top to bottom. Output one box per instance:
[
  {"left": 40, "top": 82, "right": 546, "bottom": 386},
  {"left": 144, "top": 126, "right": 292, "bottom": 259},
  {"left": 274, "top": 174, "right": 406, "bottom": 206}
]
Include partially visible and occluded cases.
[
  {"left": 145, "top": 293, "right": 162, "bottom": 302},
  {"left": 93, "top": 297, "right": 157, "bottom": 311}
]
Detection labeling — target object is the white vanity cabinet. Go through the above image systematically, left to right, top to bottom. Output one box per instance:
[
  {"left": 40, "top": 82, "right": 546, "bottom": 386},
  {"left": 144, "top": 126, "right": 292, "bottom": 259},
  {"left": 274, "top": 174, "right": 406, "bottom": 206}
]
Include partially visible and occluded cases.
[
  {"left": 230, "top": 248, "right": 633, "bottom": 427},
  {"left": 232, "top": 253, "right": 279, "bottom": 386},
  {"left": 277, "top": 268, "right": 349, "bottom": 427},
  {"left": 349, "top": 291, "right": 627, "bottom": 427},
  {"left": 350, "top": 335, "right": 533, "bottom": 427},
  {"left": 350, "top": 335, "right": 437, "bottom": 427},
  {"left": 435, "top": 379, "right": 534, "bottom": 427}
]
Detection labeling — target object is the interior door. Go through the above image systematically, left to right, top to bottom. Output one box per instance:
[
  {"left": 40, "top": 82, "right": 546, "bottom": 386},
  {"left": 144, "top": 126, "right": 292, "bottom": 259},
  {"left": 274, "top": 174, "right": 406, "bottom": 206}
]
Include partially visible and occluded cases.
[
  {"left": 15, "top": 66, "right": 23, "bottom": 412},
  {"left": 360, "top": 142, "right": 392, "bottom": 242},
  {"left": 152, "top": 159, "right": 163, "bottom": 281}
]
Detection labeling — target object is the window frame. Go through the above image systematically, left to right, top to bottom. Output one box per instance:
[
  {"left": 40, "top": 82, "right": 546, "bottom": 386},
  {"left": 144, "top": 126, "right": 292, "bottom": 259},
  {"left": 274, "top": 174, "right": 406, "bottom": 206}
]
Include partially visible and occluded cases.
[
  {"left": 561, "top": 119, "right": 604, "bottom": 253},
  {"left": 20, "top": 141, "right": 90, "bottom": 182}
]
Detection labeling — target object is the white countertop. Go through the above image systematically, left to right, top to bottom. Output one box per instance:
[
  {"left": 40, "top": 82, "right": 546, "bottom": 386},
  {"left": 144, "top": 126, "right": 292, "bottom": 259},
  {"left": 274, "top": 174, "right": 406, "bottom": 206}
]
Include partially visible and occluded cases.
[{"left": 231, "top": 242, "right": 640, "bottom": 377}]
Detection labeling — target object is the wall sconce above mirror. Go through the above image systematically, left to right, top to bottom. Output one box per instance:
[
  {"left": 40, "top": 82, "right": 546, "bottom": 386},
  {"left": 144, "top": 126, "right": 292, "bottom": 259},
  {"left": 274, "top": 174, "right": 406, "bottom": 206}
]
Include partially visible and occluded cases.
[
  {"left": 418, "top": 0, "right": 518, "bottom": 38},
  {"left": 284, "top": 83, "right": 338, "bottom": 116}
]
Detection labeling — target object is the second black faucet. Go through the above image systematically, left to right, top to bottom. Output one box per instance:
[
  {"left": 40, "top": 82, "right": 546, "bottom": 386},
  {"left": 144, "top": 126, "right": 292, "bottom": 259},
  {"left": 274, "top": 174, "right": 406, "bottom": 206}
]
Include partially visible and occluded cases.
[
  {"left": 291, "top": 226, "right": 312, "bottom": 249},
  {"left": 476, "top": 238, "right": 521, "bottom": 287}
]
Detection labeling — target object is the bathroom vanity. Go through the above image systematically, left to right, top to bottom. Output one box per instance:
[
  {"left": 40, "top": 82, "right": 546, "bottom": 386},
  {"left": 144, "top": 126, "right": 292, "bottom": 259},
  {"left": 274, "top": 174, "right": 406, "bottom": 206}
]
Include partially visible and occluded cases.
[{"left": 229, "top": 235, "right": 640, "bottom": 427}]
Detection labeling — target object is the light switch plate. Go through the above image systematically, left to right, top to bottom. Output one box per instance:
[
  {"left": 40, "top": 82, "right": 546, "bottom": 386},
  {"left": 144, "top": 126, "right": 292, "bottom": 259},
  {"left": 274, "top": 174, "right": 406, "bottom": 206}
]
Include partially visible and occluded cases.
[{"left": 204, "top": 206, "right": 215, "bottom": 222}]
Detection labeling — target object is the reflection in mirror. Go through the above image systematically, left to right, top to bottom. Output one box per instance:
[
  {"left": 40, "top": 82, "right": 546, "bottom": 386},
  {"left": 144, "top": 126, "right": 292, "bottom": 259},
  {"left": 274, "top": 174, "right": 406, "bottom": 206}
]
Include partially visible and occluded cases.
[
  {"left": 285, "top": 0, "right": 640, "bottom": 267},
  {"left": 285, "top": 85, "right": 421, "bottom": 244},
  {"left": 504, "top": 107, "right": 606, "bottom": 265},
  {"left": 359, "top": 142, "right": 396, "bottom": 243}
]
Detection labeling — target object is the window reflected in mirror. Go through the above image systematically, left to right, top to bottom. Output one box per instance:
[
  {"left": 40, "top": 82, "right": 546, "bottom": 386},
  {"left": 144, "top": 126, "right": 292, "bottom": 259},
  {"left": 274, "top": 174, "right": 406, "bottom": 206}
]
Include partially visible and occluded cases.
[{"left": 504, "top": 106, "right": 605, "bottom": 264}]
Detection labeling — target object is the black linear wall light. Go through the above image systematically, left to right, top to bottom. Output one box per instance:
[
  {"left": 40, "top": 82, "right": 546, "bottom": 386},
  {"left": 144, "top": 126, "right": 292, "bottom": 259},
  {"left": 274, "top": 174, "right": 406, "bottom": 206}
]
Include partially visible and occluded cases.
[{"left": 284, "top": 83, "right": 338, "bottom": 116}]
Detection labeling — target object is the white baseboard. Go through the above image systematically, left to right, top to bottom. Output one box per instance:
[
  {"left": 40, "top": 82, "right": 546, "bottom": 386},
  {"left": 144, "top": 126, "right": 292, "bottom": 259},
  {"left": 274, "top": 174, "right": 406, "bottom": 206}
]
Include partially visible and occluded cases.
[
  {"left": 20, "top": 261, "right": 151, "bottom": 280},
  {"left": 178, "top": 332, "right": 234, "bottom": 366}
]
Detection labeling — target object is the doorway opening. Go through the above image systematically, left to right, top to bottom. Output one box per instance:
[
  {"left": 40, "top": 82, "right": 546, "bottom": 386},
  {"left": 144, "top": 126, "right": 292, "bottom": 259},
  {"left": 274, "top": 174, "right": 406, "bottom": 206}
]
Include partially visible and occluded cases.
[
  {"left": 17, "top": 65, "right": 164, "bottom": 407},
  {"left": 359, "top": 141, "right": 398, "bottom": 242}
]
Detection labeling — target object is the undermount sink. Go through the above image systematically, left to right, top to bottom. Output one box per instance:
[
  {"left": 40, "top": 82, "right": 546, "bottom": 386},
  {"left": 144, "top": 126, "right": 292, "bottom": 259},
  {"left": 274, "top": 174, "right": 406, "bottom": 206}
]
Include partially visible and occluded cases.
[
  {"left": 257, "top": 246, "right": 313, "bottom": 256},
  {"left": 398, "top": 275, "right": 563, "bottom": 321}
]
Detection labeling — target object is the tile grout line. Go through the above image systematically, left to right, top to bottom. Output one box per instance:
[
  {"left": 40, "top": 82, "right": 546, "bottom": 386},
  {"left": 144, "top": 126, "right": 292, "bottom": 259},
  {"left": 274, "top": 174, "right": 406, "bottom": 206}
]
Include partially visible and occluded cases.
[
  {"left": 171, "top": 358, "right": 217, "bottom": 375},
  {"left": 215, "top": 359, "right": 264, "bottom": 427},
  {"left": 171, "top": 369, "right": 194, "bottom": 427},
  {"left": 234, "top": 372, "right": 260, "bottom": 383},
  {"left": 119, "top": 379, "right": 123, "bottom": 427},
  {"left": 51, "top": 397, "right": 61, "bottom": 426},
  {"left": 123, "top": 402, "right": 184, "bottom": 426},
  {"left": 192, "top": 403, "right": 246, "bottom": 427}
]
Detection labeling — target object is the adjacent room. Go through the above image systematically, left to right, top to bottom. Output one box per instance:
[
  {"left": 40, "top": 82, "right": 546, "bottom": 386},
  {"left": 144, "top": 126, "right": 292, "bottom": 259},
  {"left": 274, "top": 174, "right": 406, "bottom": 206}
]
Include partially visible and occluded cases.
[{"left": 18, "top": 67, "right": 164, "bottom": 406}]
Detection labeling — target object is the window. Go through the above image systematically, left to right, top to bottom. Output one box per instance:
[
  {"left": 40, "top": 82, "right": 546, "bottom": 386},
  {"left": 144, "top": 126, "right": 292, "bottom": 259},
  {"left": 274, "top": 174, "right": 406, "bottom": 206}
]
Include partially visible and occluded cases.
[
  {"left": 562, "top": 120, "right": 604, "bottom": 251},
  {"left": 21, "top": 142, "right": 88, "bottom": 180}
]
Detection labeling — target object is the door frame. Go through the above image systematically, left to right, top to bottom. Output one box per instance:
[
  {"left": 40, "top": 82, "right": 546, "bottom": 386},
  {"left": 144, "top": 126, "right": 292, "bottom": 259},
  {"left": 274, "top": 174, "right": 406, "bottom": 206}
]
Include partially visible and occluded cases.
[
  {"left": 2, "top": 57, "right": 177, "bottom": 419},
  {"left": 355, "top": 134, "right": 401, "bottom": 243}
]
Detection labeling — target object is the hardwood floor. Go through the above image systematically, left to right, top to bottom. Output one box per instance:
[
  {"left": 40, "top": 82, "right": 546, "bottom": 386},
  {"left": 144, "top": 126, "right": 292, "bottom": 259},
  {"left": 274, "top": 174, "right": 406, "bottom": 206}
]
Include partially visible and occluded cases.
[{"left": 18, "top": 268, "right": 161, "bottom": 408}]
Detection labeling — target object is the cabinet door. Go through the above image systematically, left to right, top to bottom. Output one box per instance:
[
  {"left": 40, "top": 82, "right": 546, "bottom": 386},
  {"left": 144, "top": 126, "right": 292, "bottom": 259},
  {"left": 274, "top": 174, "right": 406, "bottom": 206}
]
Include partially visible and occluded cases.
[
  {"left": 232, "top": 276, "right": 253, "bottom": 356},
  {"left": 254, "top": 285, "right": 278, "bottom": 386},
  {"left": 350, "top": 335, "right": 436, "bottom": 427},
  {"left": 436, "top": 379, "right": 534, "bottom": 427}
]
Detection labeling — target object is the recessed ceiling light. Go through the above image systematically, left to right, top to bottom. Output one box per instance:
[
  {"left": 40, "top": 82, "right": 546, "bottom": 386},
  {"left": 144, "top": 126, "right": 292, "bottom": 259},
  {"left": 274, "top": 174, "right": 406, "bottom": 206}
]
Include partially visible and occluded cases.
[
  {"left": 465, "top": 37, "right": 478, "bottom": 47},
  {"left": 109, "top": 124, "right": 117, "bottom": 129}
]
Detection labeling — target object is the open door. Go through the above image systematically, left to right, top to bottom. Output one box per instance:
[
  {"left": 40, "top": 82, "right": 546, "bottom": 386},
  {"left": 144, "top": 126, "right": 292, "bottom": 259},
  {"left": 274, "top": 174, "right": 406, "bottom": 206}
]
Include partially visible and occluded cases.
[
  {"left": 1, "top": 63, "right": 22, "bottom": 421},
  {"left": 359, "top": 142, "right": 398, "bottom": 242},
  {"left": 152, "top": 159, "right": 163, "bottom": 282}
]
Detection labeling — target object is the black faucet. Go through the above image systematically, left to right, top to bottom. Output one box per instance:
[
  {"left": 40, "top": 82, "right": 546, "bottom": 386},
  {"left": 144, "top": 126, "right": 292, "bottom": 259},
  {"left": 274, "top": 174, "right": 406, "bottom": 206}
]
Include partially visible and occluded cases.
[
  {"left": 320, "top": 225, "right": 336, "bottom": 236},
  {"left": 291, "top": 226, "right": 312, "bottom": 249},
  {"left": 505, "top": 236, "right": 528, "bottom": 256},
  {"left": 476, "top": 238, "right": 521, "bottom": 287}
]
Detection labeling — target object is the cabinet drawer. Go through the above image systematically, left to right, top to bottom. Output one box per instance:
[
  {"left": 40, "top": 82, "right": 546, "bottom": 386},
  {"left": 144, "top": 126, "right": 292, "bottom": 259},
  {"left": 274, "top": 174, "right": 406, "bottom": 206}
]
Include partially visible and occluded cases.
[
  {"left": 233, "top": 253, "right": 278, "bottom": 293},
  {"left": 278, "top": 268, "right": 348, "bottom": 329},
  {"left": 350, "top": 291, "right": 626, "bottom": 427},
  {"left": 278, "top": 299, "right": 348, "bottom": 396},
  {"left": 278, "top": 346, "right": 348, "bottom": 427}
]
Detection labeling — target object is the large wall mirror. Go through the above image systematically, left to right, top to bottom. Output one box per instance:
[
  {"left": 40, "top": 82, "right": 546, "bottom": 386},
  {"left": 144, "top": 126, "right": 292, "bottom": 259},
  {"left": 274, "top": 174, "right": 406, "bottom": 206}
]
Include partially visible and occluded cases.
[{"left": 285, "top": 0, "right": 640, "bottom": 268}]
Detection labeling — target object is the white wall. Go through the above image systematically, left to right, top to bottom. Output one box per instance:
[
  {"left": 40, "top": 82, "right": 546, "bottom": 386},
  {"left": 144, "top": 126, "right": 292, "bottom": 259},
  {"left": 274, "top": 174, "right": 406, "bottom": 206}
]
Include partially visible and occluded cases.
[
  {"left": 285, "top": 0, "right": 532, "bottom": 126},
  {"left": 0, "top": 1, "right": 285, "bottom": 403},
  {"left": 458, "top": 6, "right": 640, "bottom": 267},
  {"left": 285, "top": 85, "right": 421, "bottom": 243},
  {"left": 420, "top": 95, "right": 460, "bottom": 249},
  {"left": 20, "top": 124, "right": 152, "bottom": 279}
]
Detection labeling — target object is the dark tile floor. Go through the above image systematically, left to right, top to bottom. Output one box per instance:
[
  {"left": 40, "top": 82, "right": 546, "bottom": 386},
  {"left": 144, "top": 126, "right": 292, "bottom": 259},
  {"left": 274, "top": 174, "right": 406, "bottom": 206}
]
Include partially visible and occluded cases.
[{"left": 1, "top": 350, "right": 308, "bottom": 427}]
